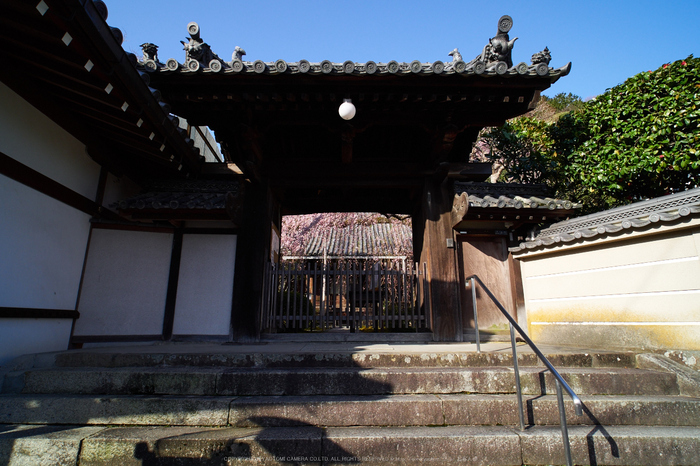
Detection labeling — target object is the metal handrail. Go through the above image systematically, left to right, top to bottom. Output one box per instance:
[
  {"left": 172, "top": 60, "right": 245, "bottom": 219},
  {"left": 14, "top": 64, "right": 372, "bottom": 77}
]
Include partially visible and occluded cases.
[{"left": 466, "top": 275, "right": 583, "bottom": 466}]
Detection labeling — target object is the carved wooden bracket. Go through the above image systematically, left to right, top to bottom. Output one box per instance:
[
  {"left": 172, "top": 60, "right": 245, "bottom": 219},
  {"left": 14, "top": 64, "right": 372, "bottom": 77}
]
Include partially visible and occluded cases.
[
  {"left": 430, "top": 124, "right": 460, "bottom": 163},
  {"left": 451, "top": 191, "right": 469, "bottom": 228}
]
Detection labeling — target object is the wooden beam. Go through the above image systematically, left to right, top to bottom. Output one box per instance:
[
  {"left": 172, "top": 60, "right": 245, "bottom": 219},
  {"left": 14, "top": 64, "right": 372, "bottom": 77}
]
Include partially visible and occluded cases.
[
  {"left": 341, "top": 125, "right": 355, "bottom": 164},
  {"left": 448, "top": 162, "right": 492, "bottom": 180},
  {"left": 200, "top": 163, "right": 245, "bottom": 176},
  {"left": 162, "top": 230, "right": 183, "bottom": 340},
  {"left": 0, "top": 307, "right": 79, "bottom": 319}
]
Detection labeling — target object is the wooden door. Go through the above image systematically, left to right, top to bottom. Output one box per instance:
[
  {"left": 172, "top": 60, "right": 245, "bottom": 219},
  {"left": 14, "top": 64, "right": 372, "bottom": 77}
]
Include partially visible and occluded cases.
[{"left": 458, "top": 236, "right": 517, "bottom": 330}]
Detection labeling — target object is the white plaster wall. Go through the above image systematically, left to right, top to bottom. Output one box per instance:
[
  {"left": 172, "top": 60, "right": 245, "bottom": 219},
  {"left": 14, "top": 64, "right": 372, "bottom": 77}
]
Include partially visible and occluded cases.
[
  {"left": 0, "top": 82, "right": 100, "bottom": 199},
  {"left": 0, "top": 83, "right": 100, "bottom": 365},
  {"left": 0, "top": 176, "right": 91, "bottom": 309},
  {"left": 517, "top": 226, "right": 700, "bottom": 350},
  {"left": 74, "top": 228, "right": 173, "bottom": 336},
  {"left": 172, "top": 234, "right": 236, "bottom": 335},
  {"left": 0, "top": 319, "right": 73, "bottom": 367}
]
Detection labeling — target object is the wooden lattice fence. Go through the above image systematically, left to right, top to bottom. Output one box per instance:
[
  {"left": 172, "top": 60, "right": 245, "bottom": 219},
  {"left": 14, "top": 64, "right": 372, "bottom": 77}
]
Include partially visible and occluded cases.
[{"left": 262, "top": 260, "right": 430, "bottom": 333}]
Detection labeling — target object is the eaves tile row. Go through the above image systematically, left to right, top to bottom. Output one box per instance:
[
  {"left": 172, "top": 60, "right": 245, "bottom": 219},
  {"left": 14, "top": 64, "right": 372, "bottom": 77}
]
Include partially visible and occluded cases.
[
  {"left": 141, "top": 57, "right": 571, "bottom": 82},
  {"left": 114, "top": 180, "right": 241, "bottom": 211},
  {"left": 454, "top": 182, "right": 580, "bottom": 211},
  {"left": 511, "top": 188, "right": 700, "bottom": 253}
]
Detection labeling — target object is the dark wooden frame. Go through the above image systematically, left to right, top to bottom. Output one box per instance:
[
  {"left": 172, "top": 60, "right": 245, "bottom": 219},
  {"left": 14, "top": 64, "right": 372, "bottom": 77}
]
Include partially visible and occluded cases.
[{"left": 0, "top": 307, "right": 80, "bottom": 319}]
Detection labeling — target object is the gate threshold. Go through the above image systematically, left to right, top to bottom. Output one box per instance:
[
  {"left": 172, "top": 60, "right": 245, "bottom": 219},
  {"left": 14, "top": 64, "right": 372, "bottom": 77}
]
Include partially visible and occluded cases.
[{"left": 261, "top": 332, "right": 433, "bottom": 343}]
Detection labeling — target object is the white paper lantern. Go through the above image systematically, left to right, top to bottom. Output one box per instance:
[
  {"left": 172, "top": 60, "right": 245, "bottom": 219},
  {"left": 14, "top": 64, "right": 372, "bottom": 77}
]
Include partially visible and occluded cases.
[{"left": 338, "top": 99, "right": 356, "bottom": 120}]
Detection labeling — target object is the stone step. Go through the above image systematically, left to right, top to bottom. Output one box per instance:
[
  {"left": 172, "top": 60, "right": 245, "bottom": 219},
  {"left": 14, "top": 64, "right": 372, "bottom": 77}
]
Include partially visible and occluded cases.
[
  {"left": 49, "top": 349, "right": 637, "bottom": 369},
  {"left": 6, "top": 366, "right": 679, "bottom": 397},
  {"left": 1, "top": 393, "right": 698, "bottom": 428},
  {"left": 2, "top": 424, "right": 699, "bottom": 465}
]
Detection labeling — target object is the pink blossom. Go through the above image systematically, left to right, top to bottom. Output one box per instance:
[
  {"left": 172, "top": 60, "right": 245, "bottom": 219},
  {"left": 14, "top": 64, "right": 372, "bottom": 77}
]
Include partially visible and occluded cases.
[{"left": 281, "top": 213, "right": 413, "bottom": 261}]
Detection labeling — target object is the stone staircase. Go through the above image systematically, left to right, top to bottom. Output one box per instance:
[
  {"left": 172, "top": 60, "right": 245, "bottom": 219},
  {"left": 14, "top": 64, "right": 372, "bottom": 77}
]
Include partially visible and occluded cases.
[{"left": 1, "top": 344, "right": 699, "bottom": 465}]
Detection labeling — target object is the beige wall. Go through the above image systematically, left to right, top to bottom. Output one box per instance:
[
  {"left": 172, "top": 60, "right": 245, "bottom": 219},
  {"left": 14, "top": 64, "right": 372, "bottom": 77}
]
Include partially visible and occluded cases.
[{"left": 516, "top": 222, "right": 700, "bottom": 351}]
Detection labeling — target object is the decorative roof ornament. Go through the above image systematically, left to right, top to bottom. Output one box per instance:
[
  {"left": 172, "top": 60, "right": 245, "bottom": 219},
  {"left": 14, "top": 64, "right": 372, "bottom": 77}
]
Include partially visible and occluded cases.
[
  {"left": 138, "top": 13, "right": 571, "bottom": 79},
  {"left": 450, "top": 15, "right": 518, "bottom": 75},
  {"left": 467, "top": 15, "right": 518, "bottom": 70},
  {"left": 486, "top": 15, "right": 518, "bottom": 67},
  {"left": 180, "top": 22, "right": 223, "bottom": 72},
  {"left": 140, "top": 42, "right": 161, "bottom": 71},
  {"left": 140, "top": 43, "right": 159, "bottom": 62},
  {"left": 232, "top": 46, "right": 246, "bottom": 62},
  {"left": 530, "top": 47, "right": 552, "bottom": 75},
  {"left": 531, "top": 47, "right": 552, "bottom": 66}
]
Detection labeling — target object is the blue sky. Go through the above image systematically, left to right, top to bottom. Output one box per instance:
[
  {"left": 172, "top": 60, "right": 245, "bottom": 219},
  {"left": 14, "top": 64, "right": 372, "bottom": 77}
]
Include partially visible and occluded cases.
[{"left": 107, "top": 1, "right": 699, "bottom": 100}]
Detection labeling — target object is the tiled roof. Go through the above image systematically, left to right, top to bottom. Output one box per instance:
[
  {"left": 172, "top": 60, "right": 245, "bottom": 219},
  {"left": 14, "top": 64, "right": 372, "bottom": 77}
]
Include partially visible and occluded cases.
[
  {"left": 138, "top": 16, "right": 570, "bottom": 83},
  {"left": 143, "top": 57, "right": 571, "bottom": 81},
  {"left": 115, "top": 180, "right": 241, "bottom": 211},
  {"left": 454, "top": 182, "right": 580, "bottom": 211},
  {"left": 511, "top": 188, "right": 700, "bottom": 253},
  {"left": 281, "top": 213, "right": 413, "bottom": 259},
  {"left": 300, "top": 223, "right": 413, "bottom": 258}
]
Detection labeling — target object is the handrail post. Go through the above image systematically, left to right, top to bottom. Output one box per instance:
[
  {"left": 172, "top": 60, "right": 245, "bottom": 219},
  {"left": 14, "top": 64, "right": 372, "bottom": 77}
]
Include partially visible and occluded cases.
[
  {"left": 423, "top": 262, "right": 431, "bottom": 329},
  {"left": 466, "top": 274, "right": 579, "bottom": 464},
  {"left": 470, "top": 277, "right": 480, "bottom": 353},
  {"left": 510, "top": 323, "right": 525, "bottom": 431},
  {"left": 556, "top": 378, "right": 574, "bottom": 466}
]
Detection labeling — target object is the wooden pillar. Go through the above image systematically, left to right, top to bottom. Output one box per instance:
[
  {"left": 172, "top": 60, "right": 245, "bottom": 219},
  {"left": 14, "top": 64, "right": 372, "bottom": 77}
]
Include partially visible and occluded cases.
[
  {"left": 417, "top": 177, "right": 462, "bottom": 341},
  {"left": 230, "top": 179, "right": 279, "bottom": 341}
]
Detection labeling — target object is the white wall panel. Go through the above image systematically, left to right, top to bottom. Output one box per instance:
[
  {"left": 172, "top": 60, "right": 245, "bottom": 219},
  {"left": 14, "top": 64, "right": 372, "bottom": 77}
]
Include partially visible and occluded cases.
[
  {"left": 0, "top": 83, "right": 100, "bottom": 199},
  {"left": 0, "top": 176, "right": 91, "bottom": 309},
  {"left": 74, "top": 229, "right": 173, "bottom": 336},
  {"left": 172, "top": 234, "right": 236, "bottom": 335},
  {"left": 0, "top": 318, "right": 73, "bottom": 367}
]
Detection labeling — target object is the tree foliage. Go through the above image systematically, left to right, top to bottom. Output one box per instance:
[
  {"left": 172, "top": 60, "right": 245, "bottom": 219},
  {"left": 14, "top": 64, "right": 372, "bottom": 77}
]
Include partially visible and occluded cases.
[
  {"left": 478, "top": 56, "right": 700, "bottom": 213},
  {"left": 540, "top": 92, "right": 584, "bottom": 112}
]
